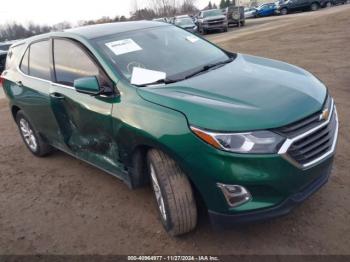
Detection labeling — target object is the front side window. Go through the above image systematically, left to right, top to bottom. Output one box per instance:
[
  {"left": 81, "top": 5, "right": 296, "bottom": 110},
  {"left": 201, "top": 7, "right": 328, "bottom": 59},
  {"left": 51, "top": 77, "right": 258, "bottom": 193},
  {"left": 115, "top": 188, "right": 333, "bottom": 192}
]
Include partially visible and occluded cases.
[
  {"left": 94, "top": 25, "right": 230, "bottom": 82},
  {"left": 53, "top": 39, "right": 100, "bottom": 87},
  {"left": 29, "top": 40, "right": 51, "bottom": 80}
]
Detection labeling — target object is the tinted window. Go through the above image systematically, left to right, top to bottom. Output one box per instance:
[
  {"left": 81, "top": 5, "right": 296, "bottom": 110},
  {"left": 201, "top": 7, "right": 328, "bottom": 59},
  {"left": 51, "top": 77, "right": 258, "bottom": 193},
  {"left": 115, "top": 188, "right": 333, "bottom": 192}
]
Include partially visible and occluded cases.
[
  {"left": 53, "top": 39, "right": 99, "bottom": 86},
  {"left": 29, "top": 40, "right": 51, "bottom": 80},
  {"left": 20, "top": 48, "right": 29, "bottom": 74}
]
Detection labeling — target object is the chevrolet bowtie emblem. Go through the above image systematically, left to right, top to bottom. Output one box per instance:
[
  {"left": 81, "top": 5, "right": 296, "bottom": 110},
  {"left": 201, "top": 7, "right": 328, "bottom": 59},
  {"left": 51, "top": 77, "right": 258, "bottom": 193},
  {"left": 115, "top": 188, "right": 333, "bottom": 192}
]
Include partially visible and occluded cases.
[{"left": 319, "top": 108, "right": 329, "bottom": 121}]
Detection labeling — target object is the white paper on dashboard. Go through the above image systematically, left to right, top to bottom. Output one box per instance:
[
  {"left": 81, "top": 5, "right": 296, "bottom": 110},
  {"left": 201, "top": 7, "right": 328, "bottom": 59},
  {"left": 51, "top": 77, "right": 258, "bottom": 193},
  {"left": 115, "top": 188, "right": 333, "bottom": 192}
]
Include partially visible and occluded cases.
[
  {"left": 105, "top": 38, "right": 142, "bottom": 56},
  {"left": 131, "top": 67, "right": 166, "bottom": 85}
]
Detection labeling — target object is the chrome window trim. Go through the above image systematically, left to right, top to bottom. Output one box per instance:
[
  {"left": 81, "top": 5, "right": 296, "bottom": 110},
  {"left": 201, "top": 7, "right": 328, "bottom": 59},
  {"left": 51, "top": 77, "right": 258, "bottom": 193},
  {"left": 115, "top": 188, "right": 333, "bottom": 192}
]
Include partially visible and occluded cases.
[
  {"left": 17, "top": 65, "right": 75, "bottom": 90},
  {"left": 278, "top": 99, "right": 338, "bottom": 170}
]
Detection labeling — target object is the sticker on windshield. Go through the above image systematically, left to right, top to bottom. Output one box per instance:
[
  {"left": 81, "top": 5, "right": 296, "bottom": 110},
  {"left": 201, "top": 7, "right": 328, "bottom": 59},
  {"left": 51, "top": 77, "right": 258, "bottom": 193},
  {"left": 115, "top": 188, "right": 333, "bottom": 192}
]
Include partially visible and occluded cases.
[
  {"left": 186, "top": 35, "right": 199, "bottom": 43},
  {"left": 105, "top": 39, "right": 142, "bottom": 56}
]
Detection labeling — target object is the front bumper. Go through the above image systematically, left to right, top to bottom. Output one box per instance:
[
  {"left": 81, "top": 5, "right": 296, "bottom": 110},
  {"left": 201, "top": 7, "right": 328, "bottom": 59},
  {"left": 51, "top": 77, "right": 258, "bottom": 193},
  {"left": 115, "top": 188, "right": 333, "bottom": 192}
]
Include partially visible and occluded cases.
[
  {"left": 203, "top": 23, "right": 227, "bottom": 30},
  {"left": 209, "top": 159, "right": 332, "bottom": 227}
]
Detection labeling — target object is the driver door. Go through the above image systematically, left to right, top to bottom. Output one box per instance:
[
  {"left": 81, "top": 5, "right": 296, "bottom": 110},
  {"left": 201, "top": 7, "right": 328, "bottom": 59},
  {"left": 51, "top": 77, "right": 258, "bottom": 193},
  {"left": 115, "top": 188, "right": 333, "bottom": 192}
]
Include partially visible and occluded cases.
[{"left": 49, "top": 38, "right": 124, "bottom": 176}]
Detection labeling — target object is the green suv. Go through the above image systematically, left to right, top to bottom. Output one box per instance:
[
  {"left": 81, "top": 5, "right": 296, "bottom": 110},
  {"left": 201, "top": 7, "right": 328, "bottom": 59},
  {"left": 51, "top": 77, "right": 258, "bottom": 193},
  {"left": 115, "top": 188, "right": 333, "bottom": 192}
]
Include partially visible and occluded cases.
[{"left": 1, "top": 21, "right": 338, "bottom": 236}]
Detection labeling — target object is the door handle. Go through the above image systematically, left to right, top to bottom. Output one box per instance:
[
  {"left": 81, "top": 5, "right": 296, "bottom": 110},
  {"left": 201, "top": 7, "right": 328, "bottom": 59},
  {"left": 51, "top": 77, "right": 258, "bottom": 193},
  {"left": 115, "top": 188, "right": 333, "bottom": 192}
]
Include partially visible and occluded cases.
[
  {"left": 16, "top": 81, "right": 23, "bottom": 87},
  {"left": 49, "top": 92, "right": 65, "bottom": 100}
]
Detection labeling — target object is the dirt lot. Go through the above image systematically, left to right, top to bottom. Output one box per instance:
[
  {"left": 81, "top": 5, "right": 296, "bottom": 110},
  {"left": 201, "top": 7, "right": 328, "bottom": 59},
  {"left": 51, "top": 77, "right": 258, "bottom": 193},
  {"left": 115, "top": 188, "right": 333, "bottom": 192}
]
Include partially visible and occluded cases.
[{"left": 0, "top": 5, "right": 350, "bottom": 255}]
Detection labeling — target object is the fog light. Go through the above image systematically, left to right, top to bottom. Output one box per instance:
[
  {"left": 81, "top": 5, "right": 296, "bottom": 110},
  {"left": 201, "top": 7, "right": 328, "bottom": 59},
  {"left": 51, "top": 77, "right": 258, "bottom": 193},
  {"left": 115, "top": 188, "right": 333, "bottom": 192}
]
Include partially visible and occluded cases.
[{"left": 217, "top": 183, "right": 252, "bottom": 207}]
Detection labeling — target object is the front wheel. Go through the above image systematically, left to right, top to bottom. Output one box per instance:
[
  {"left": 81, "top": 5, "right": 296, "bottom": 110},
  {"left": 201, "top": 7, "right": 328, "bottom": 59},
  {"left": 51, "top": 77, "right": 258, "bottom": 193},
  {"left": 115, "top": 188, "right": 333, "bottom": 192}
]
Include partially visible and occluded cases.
[{"left": 147, "top": 149, "right": 197, "bottom": 236}]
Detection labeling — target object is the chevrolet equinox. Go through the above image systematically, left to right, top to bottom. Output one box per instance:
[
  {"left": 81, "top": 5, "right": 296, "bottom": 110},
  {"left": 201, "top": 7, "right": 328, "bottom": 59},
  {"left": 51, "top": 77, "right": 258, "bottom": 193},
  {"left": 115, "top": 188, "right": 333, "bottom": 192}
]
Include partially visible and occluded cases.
[{"left": 1, "top": 21, "right": 338, "bottom": 236}]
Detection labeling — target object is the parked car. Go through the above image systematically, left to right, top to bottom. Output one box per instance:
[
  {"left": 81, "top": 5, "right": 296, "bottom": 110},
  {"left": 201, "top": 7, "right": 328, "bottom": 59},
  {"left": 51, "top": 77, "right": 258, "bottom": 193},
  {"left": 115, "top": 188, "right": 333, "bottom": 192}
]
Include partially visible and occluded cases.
[
  {"left": 275, "top": 0, "right": 323, "bottom": 15},
  {"left": 322, "top": 0, "right": 348, "bottom": 7},
  {"left": 255, "top": 3, "right": 277, "bottom": 17},
  {"left": 224, "top": 6, "right": 245, "bottom": 26},
  {"left": 244, "top": 7, "right": 257, "bottom": 18},
  {"left": 196, "top": 9, "right": 228, "bottom": 34},
  {"left": 173, "top": 15, "right": 198, "bottom": 33},
  {"left": 152, "top": 17, "right": 168, "bottom": 22},
  {"left": 1, "top": 21, "right": 338, "bottom": 236},
  {"left": 0, "top": 40, "right": 17, "bottom": 51},
  {"left": 0, "top": 51, "right": 7, "bottom": 75}
]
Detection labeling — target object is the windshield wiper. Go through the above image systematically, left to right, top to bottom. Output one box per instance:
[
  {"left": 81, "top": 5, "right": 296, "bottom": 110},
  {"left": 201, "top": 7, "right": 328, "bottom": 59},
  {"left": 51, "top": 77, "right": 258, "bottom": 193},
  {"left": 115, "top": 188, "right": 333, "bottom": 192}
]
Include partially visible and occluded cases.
[
  {"left": 135, "top": 57, "right": 234, "bottom": 87},
  {"left": 181, "top": 57, "right": 234, "bottom": 80},
  {"left": 135, "top": 78, "right": 178, "bottom": 87}
]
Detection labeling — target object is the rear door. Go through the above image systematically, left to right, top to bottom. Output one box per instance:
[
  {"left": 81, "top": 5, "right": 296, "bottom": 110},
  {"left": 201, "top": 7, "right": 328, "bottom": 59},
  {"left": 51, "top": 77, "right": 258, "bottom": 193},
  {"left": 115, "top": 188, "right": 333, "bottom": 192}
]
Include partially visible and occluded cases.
[
  {"left": 49, "top": 38, "right": 124, "bottom": 176},
  {"left": 4, "top": 40, "right": 63, "bottom": 146}
]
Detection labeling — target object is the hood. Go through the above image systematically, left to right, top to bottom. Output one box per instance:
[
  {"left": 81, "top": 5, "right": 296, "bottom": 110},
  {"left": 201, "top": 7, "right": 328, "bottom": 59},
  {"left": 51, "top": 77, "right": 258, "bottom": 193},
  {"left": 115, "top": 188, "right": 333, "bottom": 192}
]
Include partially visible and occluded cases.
[
  {"left": 203, "top": 15, "right": 226, "bottom": 21},
  {"left": 137, "top": 54, "right": 327, "bottom": 131}
]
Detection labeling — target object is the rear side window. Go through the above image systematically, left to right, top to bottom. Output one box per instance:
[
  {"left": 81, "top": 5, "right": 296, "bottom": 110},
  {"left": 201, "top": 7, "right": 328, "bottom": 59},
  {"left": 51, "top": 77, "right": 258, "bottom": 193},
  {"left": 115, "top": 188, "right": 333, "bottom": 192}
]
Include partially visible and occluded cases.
[
  {"left": 53, "top": 39, "right": 99, "bottom": 86},
  {"left": 29, "top": 40, "right": 51, "bottom": 80},
  {"left": 20, "top": 48, "right": 29, "bottom": 75}
]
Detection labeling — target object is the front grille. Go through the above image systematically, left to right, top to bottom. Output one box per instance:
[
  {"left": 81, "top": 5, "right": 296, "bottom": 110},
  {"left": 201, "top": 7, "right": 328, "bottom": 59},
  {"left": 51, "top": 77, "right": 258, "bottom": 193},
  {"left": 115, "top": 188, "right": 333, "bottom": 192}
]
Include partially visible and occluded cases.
[
  {"left": 208, "top": 19, "right": 224, "bottom": 25},
  {"left": 275, "top": 95, "right": 332, "bottom": 138},
  {"left": 276, "top": 95, "right": 338, "bottom": 168},
  {"left": 287, "top": 109, "right": 337, "bottom": 166}
]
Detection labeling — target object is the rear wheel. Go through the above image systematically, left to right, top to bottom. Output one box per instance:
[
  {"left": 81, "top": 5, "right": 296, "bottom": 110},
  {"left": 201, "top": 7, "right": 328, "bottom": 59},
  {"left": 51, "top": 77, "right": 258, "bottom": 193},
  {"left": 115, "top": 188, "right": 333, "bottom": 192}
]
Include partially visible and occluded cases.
[
  {"left": 310, "top": 2, "right": 319, "bottom": 11},
  {"left": 16, "top": 111, "right": 53, "bottom": 157},
  {"left": 147, "top": 149, "right": 197, "bottom": 236}
]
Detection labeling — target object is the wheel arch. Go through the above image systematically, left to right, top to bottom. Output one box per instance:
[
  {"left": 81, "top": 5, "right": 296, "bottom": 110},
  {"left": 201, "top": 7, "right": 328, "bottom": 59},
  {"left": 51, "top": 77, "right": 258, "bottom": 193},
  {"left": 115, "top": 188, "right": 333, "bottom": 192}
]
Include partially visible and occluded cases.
[
  {"left": 11, "top": 105, "right": 21, "bottom": 121},
  {"left": 128, "top": 144, "right": 208, "bottom": 210}
]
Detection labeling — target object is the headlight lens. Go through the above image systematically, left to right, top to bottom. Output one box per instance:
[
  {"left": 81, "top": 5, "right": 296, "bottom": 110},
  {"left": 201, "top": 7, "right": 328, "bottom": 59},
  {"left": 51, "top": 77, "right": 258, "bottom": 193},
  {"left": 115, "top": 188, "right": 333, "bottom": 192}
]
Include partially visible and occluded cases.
[{"left": 191, "top": 127, "right": 285, "bottom": 154}]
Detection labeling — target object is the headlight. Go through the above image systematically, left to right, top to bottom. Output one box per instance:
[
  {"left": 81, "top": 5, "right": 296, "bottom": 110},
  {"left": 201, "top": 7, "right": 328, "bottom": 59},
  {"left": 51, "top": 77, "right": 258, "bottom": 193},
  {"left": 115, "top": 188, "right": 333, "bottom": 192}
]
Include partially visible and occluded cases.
[{"left": 190, "top": 127, "right": 285, "bottom": 154}]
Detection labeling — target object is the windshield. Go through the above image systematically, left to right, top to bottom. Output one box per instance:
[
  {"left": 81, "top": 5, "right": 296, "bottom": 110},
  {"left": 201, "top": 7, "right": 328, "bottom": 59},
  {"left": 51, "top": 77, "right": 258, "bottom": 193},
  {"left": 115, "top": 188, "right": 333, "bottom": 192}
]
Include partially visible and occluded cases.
[
  {"left": 203, "top": 9, "right": 223, "bottom": 18},
  {"left": 175, "top": 18, "right": 194, "bottom": 27},
  {"left": 94, "top": 25, "right": 229, "bottom": 82}
]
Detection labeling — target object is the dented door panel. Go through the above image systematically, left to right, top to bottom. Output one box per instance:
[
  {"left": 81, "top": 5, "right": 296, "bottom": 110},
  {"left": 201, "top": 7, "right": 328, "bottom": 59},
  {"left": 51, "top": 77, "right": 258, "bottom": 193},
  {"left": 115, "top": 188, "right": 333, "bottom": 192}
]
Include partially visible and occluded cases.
[{"left": 49, "top": 83, "right": 126, "bottom": 179}]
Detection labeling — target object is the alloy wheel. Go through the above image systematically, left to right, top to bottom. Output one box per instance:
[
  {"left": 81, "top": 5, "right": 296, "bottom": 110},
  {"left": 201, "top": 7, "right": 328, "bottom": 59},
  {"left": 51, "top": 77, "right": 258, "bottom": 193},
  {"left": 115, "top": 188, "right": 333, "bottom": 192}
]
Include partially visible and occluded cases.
[{"left": 19, "top": 118, "right": 38, "bottom": 152}]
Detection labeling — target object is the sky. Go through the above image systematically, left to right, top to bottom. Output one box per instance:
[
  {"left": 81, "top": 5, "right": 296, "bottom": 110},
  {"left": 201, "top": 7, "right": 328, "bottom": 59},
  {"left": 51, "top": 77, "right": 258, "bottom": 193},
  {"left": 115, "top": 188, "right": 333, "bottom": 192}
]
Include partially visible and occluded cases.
[{"left": 0, "top": 0, "right": 221, "bottom": 26}]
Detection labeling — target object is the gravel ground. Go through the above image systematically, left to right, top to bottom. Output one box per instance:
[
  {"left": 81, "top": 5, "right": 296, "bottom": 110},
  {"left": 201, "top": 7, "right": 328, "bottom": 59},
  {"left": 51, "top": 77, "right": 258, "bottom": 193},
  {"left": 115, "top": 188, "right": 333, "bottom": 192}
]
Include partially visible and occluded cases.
[{"left": 0, "top": 5, "right": 349, "bottom": 255}]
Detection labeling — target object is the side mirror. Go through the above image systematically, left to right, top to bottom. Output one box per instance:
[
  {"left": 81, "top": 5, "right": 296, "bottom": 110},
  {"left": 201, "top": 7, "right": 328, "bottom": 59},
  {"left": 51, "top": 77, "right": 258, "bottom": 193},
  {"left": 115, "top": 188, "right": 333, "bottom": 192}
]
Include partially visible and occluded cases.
[{"left": 74, "top": 76, "right": 100, "bottom": 95}]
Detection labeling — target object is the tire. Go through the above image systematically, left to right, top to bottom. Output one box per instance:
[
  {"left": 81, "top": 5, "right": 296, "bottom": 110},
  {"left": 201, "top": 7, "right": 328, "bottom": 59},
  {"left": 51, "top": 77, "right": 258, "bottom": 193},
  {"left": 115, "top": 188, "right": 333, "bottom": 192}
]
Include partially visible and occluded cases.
[
  {"left": 325, "top": 1, "right": 332, "bottom": 7},
  {"left": 310, "top": 2, "right": 319, "bottom": 11},
  {"left": 280, "top": 8, "right": 288, "bottom": 15},
  {"left": 199, "top": 26, "right": 206, "bottom": 35},
  {"left": 16, "top": 110, "right": 53, "bottom": 157},
  {"left": 147, "top": 149, "right": 197, "bottom": 236}
]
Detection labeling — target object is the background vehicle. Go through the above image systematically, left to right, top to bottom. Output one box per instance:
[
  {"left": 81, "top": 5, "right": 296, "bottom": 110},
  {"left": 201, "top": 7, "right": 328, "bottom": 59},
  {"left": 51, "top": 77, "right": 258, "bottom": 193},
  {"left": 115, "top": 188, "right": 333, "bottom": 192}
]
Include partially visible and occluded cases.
[
  {"left": 276, "top": 0, "right": 323, "bottom": 15},
  {"left": 322, "top": 0, "right": 348, "bottom": 7},
  {"left": 255, "top": 3, "right": 277, "bottom": 17},
  {"left": 224, "top": 6, "right": 245, "bottom": 26},
  {"left": 244, "top": 7, "right": 257, "bottom": 18},
  {"left": 196, "top": 9, "right": 228, "bottom": 34},
  {"left": 173, "top": 15, "right": 198, "bottom": 33},
  {"left": 152, "top": 17, "right": 168, "bottom": 22},
  {"left": 0, "top": 40, "right": 17, "bottom": 51},
  {"left": 0, "top": 51, "right": 7, "bottom": 75}
]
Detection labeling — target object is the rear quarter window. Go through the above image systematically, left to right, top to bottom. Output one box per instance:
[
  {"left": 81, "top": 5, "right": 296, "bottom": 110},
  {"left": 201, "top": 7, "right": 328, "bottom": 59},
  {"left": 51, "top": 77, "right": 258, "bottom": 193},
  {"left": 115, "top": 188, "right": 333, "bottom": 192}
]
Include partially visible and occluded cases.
[{"left": 5, "top": 43, "right": 25, "bottom": 71}]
